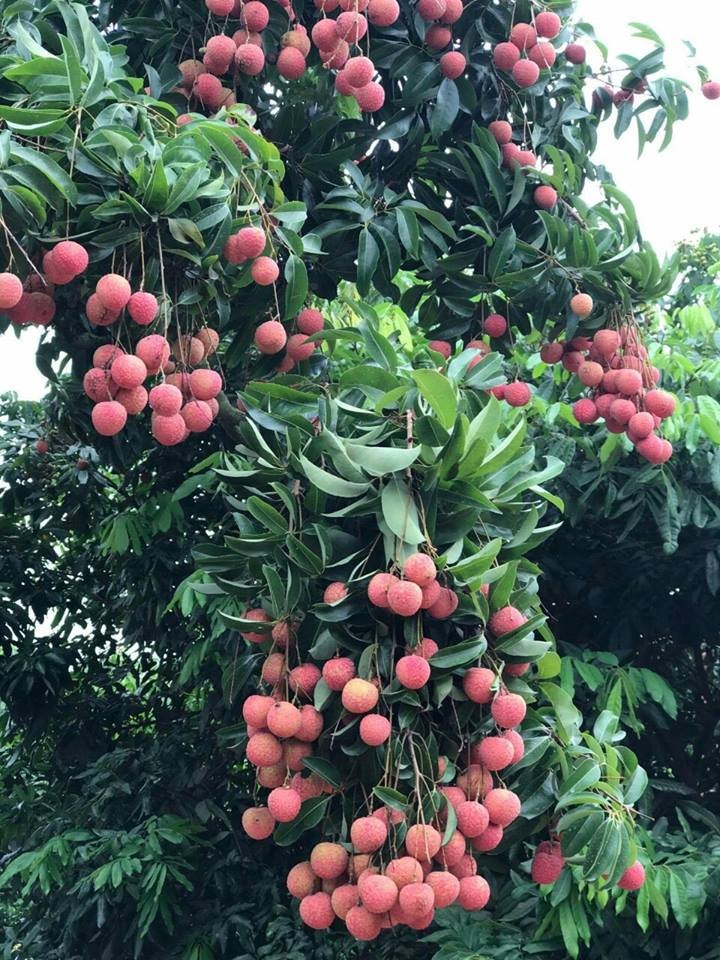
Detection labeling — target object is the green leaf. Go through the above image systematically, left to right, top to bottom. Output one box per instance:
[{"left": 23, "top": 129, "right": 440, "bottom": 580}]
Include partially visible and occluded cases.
[
  {"left": 430, "top": 78, "right": 459, "bottom": 138},
  {"left": 10, "top": 144, "right": 78, "bottom": 203},
  {"left": 488, "top": 226, "right": 516, "bottom": 279},
  {"left": 357, "top": 228, "right": 380, "bottom": 296},
  {"left": 283, "top": 254, "right": 308, "bottom": 321},
  {"left": 412, "top": 369, "right": 457, "bottom": 430},
  {"left": 344, "top": 442, "right": 421, "bottom": 477},
  {"left": 299, "top": 453, "right": 371, "bottom": 498},
  {"left": 380, "top": 477, "right": 424, "bottom": 545},
  {"left": 247, "top": 497, "right": 288, "bottom": 535},
  {"left": 431, "top": 636, "right": 486, "bottom": 671},
  {"left": 540, "top": 682, "right": 582, "bottom": 745},
  {"left": 302, "top": 757, "right": 342, "bottom": 788},
  {"left": 558, "top": 759, "right": 601, "bottom": 797},
  {"left": 373, "top": 786, "right": 409, "bottom": 812},
  {"left": 273, "top": 796, "right": 329, "bottom": 846},
  {"left": 583, "top": 818, "right": 622, "bottom": 880}
]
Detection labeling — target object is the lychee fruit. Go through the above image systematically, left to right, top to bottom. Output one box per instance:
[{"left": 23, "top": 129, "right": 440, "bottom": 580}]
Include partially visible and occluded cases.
[
  {"left": 206, "top": 0, "right": 234, "bottom": 13},
  {"left": 367, "top": 0, "right": 399, "bottom": 26},
  {"left": 242, "top": 1, "right": 269, "bottom": 31},
  {"left": 336, "top": 10, "right": 368, "bottom": 42},
  {"left": 510, "top": 22, "right": 537, "bottom": 49},
  {"left": 204, "top": 34, "right": 237, "bottom": 74},
  {"left": 492, "top": 41, "right": 520, "bottom": 71},
  {"left": 528, "top": 41, "right": 556, "bottom": 68},
  {"left": 565, "top": 42, "right": 586, "bottom": 64},
  {"left": 235, "top": 43, "right": 265, "bottom": 76},
  {"left": 277, "top": 46, "right": 306, "bottom": 79},
  {"left": 440, "top": 51, "right": 466, "bottom": 79},
  {"left": 344, "top": 55, "right": 375, "bottom": 86},
  {"left": 512, "top": 58, "right": 539, "bottom": 87},
  {"left": 702, "top": 80, "right": 720, "bottom": 100},
  {"left": 354, "top": 81, "right": 385, "bottom": 112},
  {"left": 488, "top": 119, "right": 512, "bottom": 144},
  {"left": 51, "top": 240, "right": 89, "bottom": 276},
  {"left": 42, "top": 251, "right": 75, "bottom": 285},
  {"left": 251, "top": 256, "right": 279, "bottom": 285},
  {"left": 96, "top": 274, "right": 131, "bottom": 312},
  {"left": 127, "top": 291, "right": 159, "bottom": 326},
  {"left": 570, "top": 292, "right": 593, "bottom": 317},
  {"left": 297, "top": 307, "right": 324, "bottom": 335},
  {"left": 482, "top": 313, "right": 507, "bottom": 337},
  {"left": 254, "top": 320, "right": 287, "bottom": 354},
  {"left": 286, "top": 333, "right": 315, "bottom": 362},
  {"left": 135, "top": 335, "right": 170, "bottom": 374},
  {"left": 428, "top": 339, "right": 452, "bottom": 358},
  {"left": 540, "top": 341, "right": 564, "bottom": 364},
  {"left": 83, "top": 368, "right": 117, "bottom": 402},
  {"left": 188, "top": 368, "right": 222, "bottom": 400},
  {"left": 615, "top": 368, "right": 643, "bottom": 396},
  {"left": 504, "top": 381, "right": 532, "bottom": 407},
  {"left": 116, "top": 385, "right": 148, "bottom": 415},
  {"left": 645, "top": 389, "right": 675, "bottom": 419},
  {"left": 573, "top": 398, "right": 598, "bottom": 424},
  {"left": 609, "top": 398, "right": 636, "bottom": 425},
  {"left": 181, "top": 399, "right": 213, "bottom": 433},
  {"left": 91, "top": 400, "right": 127, "bottom": 436},
  {"left": 628, "top": 411, "right": 654, "bottom": 439},
  {"left": 152, "top": 414, "right": 187, "bottom": 446},
  {"left": 403, "top": 552, "right": 437, "bottom": 587},
  {"left": 367, "top": 571, "right": 398, "bottom": 607},
  {"left": 420, "top": 579, "right": 442, "bottom": 609},
  {"left": 387, "top": 580, "right": 423, "bottom": 616},
  {"left": 323, "top": 581, "right": 348, "bottom": 603},
  {"left": 427, "top": 586, "right": 458, "bottom": 619},
  {"left": 488, "top": 606, "right": 526, "bottom": 636},
  {"left": 260, "top": 651, "right": 285, "bottom": 683},
  {"left": 395, "top": 654, "right": 431, "bottom": 690},
  {"left": 323, "top": 657, "right": 356, "bottom": 691},
  {"left": 288, "top": 663, "right": 321, "bottom": 698},
  {"left": 341, "top": 678, "right": 379, "bottom": 713},
  {"left": 491, "top": 691, "right": 526, "bottom": 729},
  {"left": 242, "top": 693, "right": 274, "bottom": 727},
  {"left": 266, "top": 701, "right": 302, "bottom": 738},
  {"left": 296, "top": 704, "right": 324, "bottom": 742},
  {"left": 359, "top": 713, "right": 391, "bottom": 746},
  {"left": 503, "top": 729, "right": 525, "bottom": 763},
  {"left": 246, "top": 731, "right": 283, "bottom": 766},
  {"left": 477, "top": 736, "right": 515, "bottom": 771},
  {"left": 283, "top": 739, "right": 313, "bottom": 771},
  {"left": 268, "top": 786, "right": 302, "bottom": 822},
  {"left": 484, "top": 788, "right": 521, "bottom": 826},
  {"left": 456, "top": 800, "right": 490, "bottom": 838},
  {"left": 241, "top": 806, "right": 275, "bottom": 839},
  {"left": 351, "top": 816, "right": 387, "bottom": 853},
  {"left": 471, "top": 823, "right": 503, "bottom": 852},
  {"left": 405, "top": 824, "right": 442, "bottom": 862},
  {"left": 433, "top": 829, "right": 466, "bottom": 868},
  {"left": 531, "top": 840, "right": 565, "bottom": 884},
  {"left": 310, "top": 842, "right": 349, "bottom": 880},
  {"left": 385, "top": 856, "right": 424, "bottom": 888},
  {"left": 287, "top": 861, "right": 318, "bottom": 899},
  {"left": 618, "top": 861, "right": 646, "bottom": 891},
  {"left": 425, "top": 870, "right": 459, "bottom": 908},
  {"left": 358, "top": 873, "right": 397, "bottom": 913},
  {"left": 458, "top": 875, "right": 490, "bottom": 910},
  {"left": 398, "top": 881, "right": 434, "bottom": 919},
  {"left": 331, "top": 883, "right": 359, "bottom": 919},
  {"left": 299, "top": 891, "right": 335, "bottom": 929},
  {"left": 345, "top": 904, "right": 381, "bottom": 940}
]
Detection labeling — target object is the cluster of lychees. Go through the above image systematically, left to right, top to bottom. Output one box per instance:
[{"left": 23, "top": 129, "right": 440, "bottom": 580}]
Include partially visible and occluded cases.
[
  {"left": 492, "top": 12, "right": 582, "bottom": 89},
  {"left": 0, "top": 239, "right": 92, "bottom": 327},
  {"left": 540, "top": 294, "right": 675, "bottom": 464},
  {"left": 253, "top": 306, "right": 325, "bottom": 372},
  {"left": 238, "top": 550, "right": 542, "bottom": 938},
  {"left": 529, "top": 840, "right": 645, "bottom": 893}
]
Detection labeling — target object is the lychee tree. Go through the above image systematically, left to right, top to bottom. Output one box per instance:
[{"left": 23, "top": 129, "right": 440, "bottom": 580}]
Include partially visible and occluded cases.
[{"left": 0, "top": 0, "right": 717, "bottom": 954}]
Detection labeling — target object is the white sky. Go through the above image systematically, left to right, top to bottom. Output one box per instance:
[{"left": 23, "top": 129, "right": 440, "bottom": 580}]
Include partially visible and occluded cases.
[{"left": 1, "top": 0, "right": 719, "bottom": 403}]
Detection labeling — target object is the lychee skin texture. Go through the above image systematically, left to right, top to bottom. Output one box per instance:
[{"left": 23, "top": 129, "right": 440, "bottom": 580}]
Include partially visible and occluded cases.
[
  {"left": 206, "top": 0, "right": 234, "bottom": 13},
  {"left": 242, "top": 0, "right": 270, "bottom": 31},
  {"left": 368, "top": 0, "right": 399, "bottom": 25},
  {"left": 417, "top": 0, "right": 445, "bottom": 19},
  {"left": 336, "top": 10, "right": 368, "bottom": 43},
  {"left": 535, "top": 10, "right": 561, "bottom": 38},
  {"left": 311, "top": 18, "right": 339, "bottom": 48},
  {"left": 510, "top": 22, "right": 537, "bottom": 49},
  {"left": 204, "top": 34, "right": 237, "bottom": 74},
  {"left": 493, "top": 41, "right": 520, "bottom": 71},
  {"left": 528, "top": 42, "right": 557, "bottom": 68},
  {"left": 565, "top": 42, "right": 586, "bottom": 64},
  {"left": 235, "top": 43, "right": 265, "bottom": 76},
  {"left": 277, "top": 46, "right": 306, "bottom": 79},
  {"left": 440, "top": 51, "right": 466, "bottom": 79},
  {"left": 345, "top": 55, "right": 375, "bottom": 86},
  {"left": 512, "top": 59, "right": 540, "bottom": 88},
  {"left": 354, "top": 81, "right": 385, "bottom": 112},
  {"left": 702, "top": 81, "right": 720, "bottom": 100},
  {"left": 489, "top": 119, "right": 512, "bottom": 144},
  {"left": 533, "top": 185, "right": 558, "bottom": 211},
  {"left": 51, "top": 241, "right": 89, "bottom": 277},
  {"left": 251, "top": 256, "right": 280, "bottom": 286},
  {"left": 96, "top": 274, "right": 132, "bottom": 312},
  {"left": 127, "top": 291, "right": 159, "bottom": 326},
  {"left": 570, "top": 292, "right": 593, "bottom": 317},
  {"left": 297, "top": 307, "right": 324, "bottom": 335},
  {"left": 482, "top": 312, "right": 507, "bottom": 337},
  {"left": 254, "top": 320, "right": 287, "bottom": 354},
  {"left": 594, "top": 328, "right": 620, "bottom": 357},
  {"left": 286, "top": 333, "right": 315, "bottom": 362},
  {"left": 428, "top": 339, "right": 452, "bottom": 360},
  {"left": 541, "top": 341, "right": 564, "bottom": 364},
  {"left": 578, "top": 360, "right": 604, "bottom": 388},
  {"left": 84, "top": 368, "right": 117, "bottom": 402},
  {"left": 189, "top": 368, "right": 222, "bottom": 400},
  {"left": 616, "top": 368, "right": 643, "bottom": 396},
  {"left": 504, "top": 381, "right": 532, "bottom": 407},
  {"left": 116, "top": 386, "right": 148, "bottom": 415},
  {"left": 645, "top": 389, "right": 676, "bottom": 419},
  {"left": 573, "top": 398, "right": 599, "bottom": 424},
  {"left": 609, "top": 398, "right": 636, "bottom": 426},
  {"left": 92, "top": 400, "right": 127, "bottom": 436},
  {"left": 181, "top": 400, "right": 213, "bottom": 433},
  {"left": 629, "top": 411, "right": 655, "bottom": 439},
  {"left": 152, "top": 414, "right": 187, "bottom": 446},
  {"left": 637, "top": 435, "right": 672, "bottom": 465},
  {"left": 403, "top": 552, "right": 437, "bottom": 588},
  {"left": 367, "top": 571, "right": 398, "bottom": 607},
  {"left": 387, "top": 579, "right": 423, "bottom": 616},
  {"left": 421, "top": 579, "right": 442, "bottom": 610},
  {"left": 323, "top": 581, "right": 348, "bottom": 604},
  {"left": 427, "top": 586, "right": 458, "bottom": 619},
  {"left": 488, "top": 605, "right": 526, "bottom": 637},
  {"left": 410, "top": 636, "right": 439, "bottom": 659},
  {"left": 261, "top": 652, "right": 285, "bottom": 685},
  {"left": 395, "top": 654, "right": 431, "bottom": 690},
  {"left": 322, "top": 657, "right": 356, "bottom": 691},
  {"left": 288, "top": 663, "right": 321, "bottom": 698},
  {"left": 462, "top": 666, "right": 495, "bottom": 703},
  {"left": 342, "top": 678, "right": 379, "bottom": 713},
  {"left": 491, "top": 692, "right": 527, "bottom": 729},
  {"left": 242, "top": 693, "right": 274, "bottom": 727},
  {"left": 266, "top": 701, "right": 302, "bottom": 738},
  {"left": 296, "top": 704, "right": 324, "bottom": 743},
  {"left": 359, "top": 713, "right": 391, "bottom": 746},
  {"left": 503, "top": 729, "right": 525, "bottom": 763},
  {"left": 246, "top": 731, "right": 283, "bottom": 767},
  {"left": 478, "top": 736, "right": 515, "bottom": 771},
  {"left": 283, "top": 739, "right": 313, "bottom": 772},
  {"left": 267, "top": 786, "right": 302, "bottom": 822},
  {"left": 484, "top": 788, "right": 521, "bottom": 827},
  {"left": 456, "top": 800, "right": 490, "bottom": 838},
  {"left": 241, "top": 806, "right": 275, "bottom": 839},
  {"left": 350, "top": 816, "right": 387, "bottom": 853},
  {"left": 471, "top": 823, "right": 503, "bottom": 852},
  {"left": 405, "top": 824, "right": 442, "bottom": 862},
  {"left": 434, "top": 830, "right": 466, "bottom": 868},
  {"left": 310, "top": 842, "right": 349, "bottom": 880},
  {"left": 531, "top": 842, "right": 565, "bottom": 884},
  {"left": 385, "top": 856, "right": 424, "bottom": 888},
  {"left": 618, "top": 861, "right": 646, "bottom": 891},
  {"left": 287, "top": 862, "right": 318, "bottom": 899},
  {"left": 426, "top": 870, "right": 460, "bottom": 908},
  {"left": 359, "top": 873, "right": 397, "bottom": 913},
  {"left": 458, "top": 875, "right": 490, "bottom": 910},
  {"left": 398, "top": 881, "right": 434, "bottom": 920},
  {"left": 331, "top": 883, "right": 359, "bottom": 919},
  {"left": 299, "top": 891, "right": 335, "bottom": 930},
  {"left": 345, "top": 904, "right": 382, "bottom": 940}
]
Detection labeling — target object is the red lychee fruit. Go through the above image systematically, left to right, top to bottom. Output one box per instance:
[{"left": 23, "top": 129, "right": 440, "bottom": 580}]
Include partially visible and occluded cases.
[
  {"left": 206, "top": 0, "right": 234, "bottom": 13},
  {"left": 242, "top": 0, "right": 269, "bottom": 30},
  {"left": 368, "top": 0, "right": 399, "bottom": 25},
  {"left": 417, "top": 0, "right": 445, "bottom": 18},
  {"left": 439, "top": 0, "right": 462, "bottom": 20},
  {"left": 336, "top": 10, "right": 368, "bottom": 42},
  {"left": 535, "top": 10, "right": 561, "bottom": 38},
  {"left": 311, "top": 18, "right": 339, "bottom": 49},
  {"left": 510, "top": 22, "right": 537, "bottom": 49},
  {"left": 425, "top": 25, "right": 451, "bottom": 49},
  {"left": 204, "top": 34, "right": 237, "bottom": 74},
  {"left": 493, "top": 41, "right": 520, "bottom": 71},
  {"left": 528, "top": 42, "right": 556, "bottom": 68},
  {"left": 565, "top": 42, "right": 586, "bottom": 64},
  {"left": 235, "top": 43, "right": 265, "bottom": 75},
  {"left": 277, "top": 46, "right": 306, "bottom": 79},
  {"left": 440, "top": 51, "right": 466, "bottom": 79},
  {"left": 345, "top": 55, "right": 375, "bottom": 86},
  {"left": 178, "top": 59, "right": 206, "bottom": 89},
  {"left": 512, "top": 59, "right": 540, "bottom": 87},
  {"left": 193, "top": 72, "right": 225, "bottom": 109},
  {"left": 702, "top": 80, "right": 720, "bottom": 100},
  {"left": 354, "top": 81, "right": 385, "bottom": 112},
  {"left": 488, "top": 119, "right": 512, "bottom": 144},
  {"left": 51, "top": 240, "right": 89, "bottom": 277},
  {"left": 42, "top": 251, "right": 75, "bottom": 285},
  {"left": 251, "top": 256, "right": 279, "bottom": 285},
  {"left": 96, "top": 273, "right": 131, "bottom": 312},
  {"left": 126, "top": 291, "right": 158, "bottom": 326},
  {"left": 570, "top": 292, "right": 593, "bottom": 317},
  {"left": 84, "top": 293, "right": 118, "bottom": 326},
  {"left": 296, "top": 307, "right": 324, "bottom": 335},
  {"left": 481, "top": 313, "right": 506, "bottom": 338},
  {"left": 254, "top": 320, "right": 287, "bottom": 354},
  {"left": 195, "top": 327, "right": 219, "bottom": 357},
  {"left": 593, "top": 328, "right": 620, "bottom": 357},
  {"left": 286, "top": 333, "right": 315, "bottom": 362},
  {"left": 135, "top": 335, "right": 170, "bottom": 373},
  {"left": 172, "top": 335, "right": 204, "bottom": 367},
  {"left": 428, "top": 339, "right": 451, "bottom": 361},
  {"left": 540, "top": 341, "right": 564, "bottom": 364},
  {"left": 577, "top": 360, "right": 604, "bottom": 388},
  {"left": 83, "top": 368, "right": 117, "bottom": 402},
  {"left": 188, "top": 368, "right": 222, "bottom": 400},
  {"left": 615, "top": 368, "right": 643, "bottom": 396},
  {"left": 504, "top": 381, "right": 532, "bottom": 407},
  {"left": 116, "top": 385, "right": 148, "bottom": 415},
  {"left": 645, "top": 389, "right": 676, "bottom": 419},
  {"left": 573, "top": 398, "right": 598, "bottom": 424},
  {"left": 609, "top": 398, "right": 636, "bottom": 425},
  {"left": 181, "top": 399, "right": 213, "bottom": 433},
  {"left": 92, "top": 400, "right": 127, "bottom": 436},
  {"left": 628, "top": 411, "right": 654, "bottom": 439},
  {"left": 152, "top": 414, "right": 187, "bottom": 446},
  {"left": 637, "top": 434, "right": 672, "bottom": 465},
  {"left": 403, "top": 552, "right": 437, "bottom": 587},
  {"left": 367, "top": 571, "right": 398, "bottom": 607},
  {"left": 420, "top": 579, "right": 442, "bottom": 610},
  {"left": 387, "top": 580, "right": 423, "bottom": 616},
  {"left": 323, "top": 581, "right": 348, "bottom": 603},
  {"left": 426, "top": 586, "right": 458, "bottom": 619},
  {"left": 239, "top": 606, "right": 270, "bottom": 644},
  {"left": 488, "top": 606, "right": 526, "bottom": 636},
  {"left": 409, "top": 636, "right": 438, "bottom": 659},
  {"left": 261, "top": 651, "right": 285, "bottom": 684},
  {"left": 395, "top": 654, "right": 431, "bottom": 690},
  {"left": 323, "top": 657, "right": 356, "bottom": 691},
  {"left": 288, "top": 663, "right": 321, "bottom": 698},
  {"left": 463, "top": 667, "right": 497, "bottom": 703},
  {"left": 342, "top": 678, "right": 379, "bottom": 713},
  {"left": 491, "top": 691, "right": 526, "bottom": 729},
  {"left": 242, "top": 693, "right": 274, "bottom": 727},
  {"left": 266, "top": 700, "right": 302, "bottom": 738},
  {"left": 296, "top": 704, "right": 324, "bottom": 742},
  {"left": 359, "top": 713, "right": 391, "bottom": 746},
  {"left": 503, "top": 729, "right": 525, "bottom": 763},
  {"left": 246, "top": 731, "right": 283, "bottom": 766},
  {"left": 478, "top": 736, "right": 515, "bottom": 771},
  {"left": 283, "top": 739, "right": 313, "bottom": 771},
  {"left": 457, "top": 764, "right": 492, "bottom": 800},
  {"left": 268, "top": 786, "right": 302, "bottom": 822},
  {"left": 484, "top": 788, "right": 521, "bottom": 826},
  {"left": 456, "top": 800, "right": 490, "bottom": 838},
  {"left": 241, "top": 805, "right": 275, "bottom": 839},
  {"left": 372, "top": 806, "right": 405, "bottom": 827},
  {"left": 351, "top": 816, "right": 387, "bottom": 853},
  {"left": 471, "top": 823, "right": 503, "bottom": 852},
  {"left": 405, "top": 824, "right": 442, "bottom": 862},
  {"left": 433, "top": 829, "right": 466, "bottom": 868},
  {"left": 531, "top": 840, "right": 565, "bottom": 884},
  {"left": 310, "top": 842, "right": 349, "bottom": 880},
  {"left": 386, "top": 856, "right": 424, "bottom": 888},
  {"left": 618, "top": 860, "right": 646, "bottom": 891},
  {"left": 287, "top": 861, "right": 318, "bottom": 899},
  {"left": 425, "top": 870, "right": 460, "bottom": 907},
  {"left": 358, "top": 873, "right": 397, "bottom": 913},
  {"left": 458, "top": 875, "right": 490, "bottom": 910},
  {"left": 398, "top": 881, "right": 434, "bottom": 919},
  {"left": 331, "top": 883, "right": 359, "bottom": 919},
  {"left": 299, "top": 891, "right": 335, "bottom": 929},
  {"left": 345, "top": 904, "right": 381, "bottom": 940}
]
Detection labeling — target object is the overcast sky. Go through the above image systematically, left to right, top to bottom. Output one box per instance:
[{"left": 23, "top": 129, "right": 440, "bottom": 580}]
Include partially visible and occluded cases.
[{"left": 1, "top": 0, "right": 719, "bottom": 402}]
